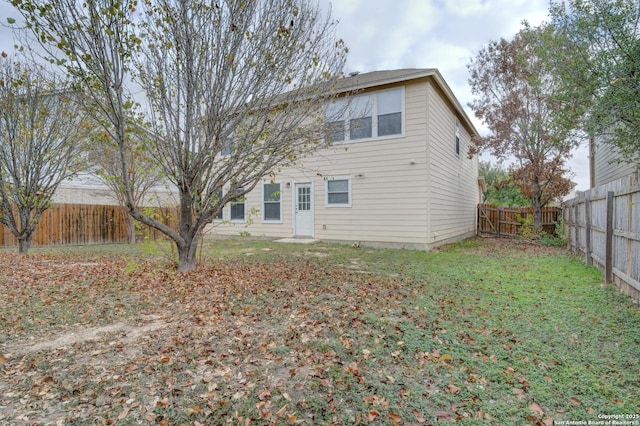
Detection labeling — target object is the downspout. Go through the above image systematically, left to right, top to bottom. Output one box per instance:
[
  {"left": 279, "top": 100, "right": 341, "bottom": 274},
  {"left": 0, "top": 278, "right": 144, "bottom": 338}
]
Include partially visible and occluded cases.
[{"left": 589, "top": 135, "right": 596, "bottom": 188}]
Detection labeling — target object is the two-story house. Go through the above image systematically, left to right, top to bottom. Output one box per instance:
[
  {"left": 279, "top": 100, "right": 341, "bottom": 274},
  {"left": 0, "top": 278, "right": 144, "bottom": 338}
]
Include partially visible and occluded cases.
[
  {"left": 208, "top": 68, "right": 481, "bottom": 250},
  {"left": 591, "top": 136, "right": 639, "bottom": 187}
]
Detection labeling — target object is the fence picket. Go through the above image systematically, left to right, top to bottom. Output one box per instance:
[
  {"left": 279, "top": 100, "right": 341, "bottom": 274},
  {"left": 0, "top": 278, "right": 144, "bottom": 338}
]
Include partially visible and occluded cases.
[
  {"left": 563, "top": 173, "right": 640, "bottom": 303},
  {"left": 477, "top": 204, "right": 562, "bottom": 238}
]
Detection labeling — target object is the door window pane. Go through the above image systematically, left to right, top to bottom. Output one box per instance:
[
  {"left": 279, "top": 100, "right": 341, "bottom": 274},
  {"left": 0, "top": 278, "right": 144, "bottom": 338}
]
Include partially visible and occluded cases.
[{"left": 297, "top": 186, "right": 311, "bottom": 211}]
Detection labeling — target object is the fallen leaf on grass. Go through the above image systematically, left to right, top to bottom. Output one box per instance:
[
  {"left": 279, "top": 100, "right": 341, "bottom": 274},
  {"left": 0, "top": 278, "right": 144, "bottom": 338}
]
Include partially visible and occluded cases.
[
  {"left": 439, "top": 353, "right": 452, "bottom": 362},
  {"left": 347, "top": 361, "right": 360, "bottom": 376},
  {"left": 446, "top": 383, "right": 460, "bottom": 394},
  {"left": 612, "top": 398, "right": 625, "bottom": 406},
  {"left": 528, "top": 402, "right": 545, "bottom": 416},
  {"left": 275, "top": 405, "right": 287, "bottom": 418},
  {"left": 117, "top": 406, "right": 129, "bottom": 420},
  {"left": 412, "top": 409, "right": 426, "bottom": 423},
  {"left": 389, "top": 410, "right": 402, "bottom": 425},
  {"left": 436, "top": 410, "right": 452, "bottom": 420}
]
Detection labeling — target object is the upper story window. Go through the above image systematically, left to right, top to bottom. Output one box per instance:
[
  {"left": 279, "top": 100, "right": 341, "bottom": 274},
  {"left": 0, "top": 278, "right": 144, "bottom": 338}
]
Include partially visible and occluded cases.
[
  {"left": 325, "top": 87, "right": 404, "bottom": 143},
  {"left": 378, "top": 89, "right": 402, "bottom": 136},
  {"left": 349, "top": 95, "right": 372, "bottom": 140},
  {"left": 455, "top": 119, "right": 461, "bottom": 156}
]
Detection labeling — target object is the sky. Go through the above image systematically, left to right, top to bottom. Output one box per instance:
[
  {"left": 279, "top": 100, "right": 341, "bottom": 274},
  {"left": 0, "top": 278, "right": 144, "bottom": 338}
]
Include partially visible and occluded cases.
[
  {"left": 0, "top": 0, "right": 591, "bottom": 191},
  {"left": 315, "top": 0, "right": 590, "bottom": 192}
]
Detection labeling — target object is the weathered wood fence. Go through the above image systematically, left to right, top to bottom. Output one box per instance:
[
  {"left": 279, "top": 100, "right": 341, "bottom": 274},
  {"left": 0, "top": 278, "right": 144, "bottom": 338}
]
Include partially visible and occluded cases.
[
  {"left": 563, "top": 173, "right": 640, "bottom": 303},
  {"left": 0, "top": 203, "right": 177, "bottom": 248},
  {"left": 477, "top": 204, "right": 562, "bottom": 237}
]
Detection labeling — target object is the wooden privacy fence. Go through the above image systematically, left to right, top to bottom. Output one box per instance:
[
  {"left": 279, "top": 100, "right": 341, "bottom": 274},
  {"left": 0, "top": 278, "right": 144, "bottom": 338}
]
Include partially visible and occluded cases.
[
  {"left": 563, "top": 173, "right": 640, "bottom": 303},
  {"left": 0, "top": 203, "right": 178, "bottom": 248},
  {"left": 477, "top": 204, "right": 561, "bottom": 237}
]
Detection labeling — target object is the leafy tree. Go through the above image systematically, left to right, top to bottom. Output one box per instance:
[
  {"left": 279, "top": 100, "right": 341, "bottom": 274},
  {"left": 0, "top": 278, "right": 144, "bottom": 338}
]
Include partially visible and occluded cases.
[
  {"left": 11, "top": 0, "right": 347, "bottom": 271},
  {"left": 549, "top": 0, "right": 640, "bottom": 165},
  {"left": 468, "top": 24, "right": 579, "bottom": 232},
  {"left": 0, "top": 57, "right": 88, "bottom": 253},
  {"left": 479, "top": 161, "right": 529, "bottom": 207}
]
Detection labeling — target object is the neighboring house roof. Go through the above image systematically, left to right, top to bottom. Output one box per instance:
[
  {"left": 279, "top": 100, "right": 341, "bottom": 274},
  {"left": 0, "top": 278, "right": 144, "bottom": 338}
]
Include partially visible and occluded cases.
[{"left": 334, "top": 68, "right": 479, "bottom": 139}]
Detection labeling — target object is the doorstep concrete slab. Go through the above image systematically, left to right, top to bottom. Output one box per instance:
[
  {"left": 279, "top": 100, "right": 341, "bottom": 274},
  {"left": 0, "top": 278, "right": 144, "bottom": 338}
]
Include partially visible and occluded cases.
[{"left": 274, "top": 238, "right": 320, "bottom": 244}]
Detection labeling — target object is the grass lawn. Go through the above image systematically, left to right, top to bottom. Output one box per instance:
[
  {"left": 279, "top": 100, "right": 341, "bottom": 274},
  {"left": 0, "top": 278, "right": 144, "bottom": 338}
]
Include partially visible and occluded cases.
[{"left": 0, "top": 237, "right": 638, "bottom": 425}]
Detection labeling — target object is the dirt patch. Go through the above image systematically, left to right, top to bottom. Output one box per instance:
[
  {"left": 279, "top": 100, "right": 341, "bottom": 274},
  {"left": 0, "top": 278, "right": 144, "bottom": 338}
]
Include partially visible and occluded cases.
[
  {"left": 435, "top": 235, "right": 566, "bottom": 256},
  {"left": 2, "top": 314, "right": 170, "bottom": 358}
]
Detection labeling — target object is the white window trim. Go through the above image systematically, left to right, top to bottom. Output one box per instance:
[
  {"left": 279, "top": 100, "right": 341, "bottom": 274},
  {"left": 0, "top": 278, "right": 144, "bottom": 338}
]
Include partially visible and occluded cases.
[
  {"left": 326, "top": 86, "right": 405, "bottom": 144},
  {"left": 325, "top": 176, "right": 352, "bottom": 208},
  {"left": 262, "top": 182, "right": 283, "bottom": 223}
]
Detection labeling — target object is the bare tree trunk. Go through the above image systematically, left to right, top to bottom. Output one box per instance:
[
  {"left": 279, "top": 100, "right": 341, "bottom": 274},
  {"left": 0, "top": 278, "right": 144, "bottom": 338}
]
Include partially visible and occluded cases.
[
  {"left": 532, "top": 197, "right": 544, "bottom": 234},
  {"left": 125, "top": 214, "right": 136, "bottom": 243},
  {"left": 18, "top": 237, "right": 32, "bottom": 254},
  {"left": 176, "top": 237, "right": 198, "bottom": 273}
]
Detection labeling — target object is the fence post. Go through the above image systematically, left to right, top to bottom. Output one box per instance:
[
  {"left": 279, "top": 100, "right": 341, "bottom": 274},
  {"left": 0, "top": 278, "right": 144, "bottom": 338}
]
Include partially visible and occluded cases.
[
  {"left": 605, "top": 191, "right": 614, "bottom": 283},
  {"left": 584, "top": 193, "right": 592, "bottom": 265},
  {"left": 573, "top": 201, "right": 580, "bottom": 253},
  {"left": 497, "top": 208, "right": 502, "bottom": 238}
]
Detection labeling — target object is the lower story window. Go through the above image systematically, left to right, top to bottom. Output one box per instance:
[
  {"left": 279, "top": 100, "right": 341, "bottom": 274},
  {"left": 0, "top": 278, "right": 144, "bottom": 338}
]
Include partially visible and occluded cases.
[
  {"left": 326, "top": 178, "right": 351, "bottom": 207},
  {"left": 263, "top": 183, "right": 281, "bottom": 221},
  {"left": 230, "top": 187, "right": 245, "bottom": 221},
  {"left": 213, "top": 189, "right": 224, "bottom": 220}
]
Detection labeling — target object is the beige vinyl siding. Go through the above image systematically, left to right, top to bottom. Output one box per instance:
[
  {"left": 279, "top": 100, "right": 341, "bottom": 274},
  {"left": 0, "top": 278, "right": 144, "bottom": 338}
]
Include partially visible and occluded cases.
[
  {"left": 426, "top": 80, "right": 478, "bottom": 244},
  {"left": 209, "top": 81, "right": 431, "bottom": 246},
  {"left": 311, "top": 82, "right": 429, "bottom": 245},
  {"left": 594, "top": 137, "right": 639, "bottom": 186},
  {"left": 210, "top": 177, "right": 298, "bottom": 239},
  {"left": 53, "top": 185, "right": 176, "bottom": 207}
]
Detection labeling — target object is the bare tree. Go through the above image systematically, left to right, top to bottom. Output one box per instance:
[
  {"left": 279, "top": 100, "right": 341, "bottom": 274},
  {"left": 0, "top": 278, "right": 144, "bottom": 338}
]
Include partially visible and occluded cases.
[
  {"left": 11, "top": 0, "right": 347, "bottom": 271},
  {"left": 468, "top": 24, "right": 580, "bottom": 233},
  {"left": 0, "top": 57, "right": 88, "bottom": 253},
  {"left": 89, "top": 124, "right": 167, "bottom": 244}
]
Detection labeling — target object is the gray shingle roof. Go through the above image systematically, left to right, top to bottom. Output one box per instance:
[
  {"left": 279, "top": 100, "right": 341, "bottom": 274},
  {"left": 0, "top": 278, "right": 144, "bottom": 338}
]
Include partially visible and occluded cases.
[{"left": 334, "top": 68, "right": 438, "bottom": 92}]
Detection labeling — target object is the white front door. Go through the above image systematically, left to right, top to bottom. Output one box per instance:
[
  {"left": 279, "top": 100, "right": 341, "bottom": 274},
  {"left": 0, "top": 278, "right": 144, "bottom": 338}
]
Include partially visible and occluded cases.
[{"left": 294, "top": 183, "right": 313, "bottom": 237}]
